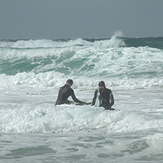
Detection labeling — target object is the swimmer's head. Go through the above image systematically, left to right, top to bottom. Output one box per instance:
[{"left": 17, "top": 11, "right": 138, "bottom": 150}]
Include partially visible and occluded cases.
[
  {"left": 66, "top": 79, "right": 73, "bottom": 86},
  {"left": 98, "top": 81, "right": 106, "bottom": 88}
]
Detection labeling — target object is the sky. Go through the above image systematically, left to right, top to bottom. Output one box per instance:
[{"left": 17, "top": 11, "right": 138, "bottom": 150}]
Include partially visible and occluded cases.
[{"left": 0, "top": 0, "right": 163, "bottom": 39}]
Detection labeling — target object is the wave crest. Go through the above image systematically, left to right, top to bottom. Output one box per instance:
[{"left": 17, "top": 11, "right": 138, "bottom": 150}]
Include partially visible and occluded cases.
[{"left": 0, "top": 32, "right": 125, "bottom": 49}]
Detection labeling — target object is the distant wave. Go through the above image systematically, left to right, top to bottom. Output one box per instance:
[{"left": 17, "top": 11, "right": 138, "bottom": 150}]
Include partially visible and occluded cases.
[
  {"left": 0, "top": 32, "right": 163, "bottom": 90},
  {"left": 0, "top": 32, "right": 125, "bottom": 49},
  {"left": 0, "top": 32, "right": 163, "bottom": 49}
]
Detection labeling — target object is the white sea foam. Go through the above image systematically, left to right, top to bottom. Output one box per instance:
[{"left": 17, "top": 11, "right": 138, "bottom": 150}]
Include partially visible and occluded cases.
[
  {"left": 0, "top": 32, "right": 125, "bottom": 49},
  {"left": 1, "top": 35, "right": 163, "bottom": 163},
  {"left": 0, "top": 42, "right": 162, "bottom": 84},
  {"left": 0, "top": 70, "right": 163, "bottom": 90},
  {"left": 0, "top": 100, "right": 163, "bottom": 133}
]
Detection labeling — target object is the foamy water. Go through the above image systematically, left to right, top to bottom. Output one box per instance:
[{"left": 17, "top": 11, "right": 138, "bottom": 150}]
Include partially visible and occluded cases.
[{"left": 0, "top": 34, "right": 163, "bottom": 162}]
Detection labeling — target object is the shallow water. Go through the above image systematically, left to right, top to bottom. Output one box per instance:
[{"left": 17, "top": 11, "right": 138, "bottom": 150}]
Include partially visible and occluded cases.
[{"left": 0, "top": 87, "right": 163, "bottom": 163}]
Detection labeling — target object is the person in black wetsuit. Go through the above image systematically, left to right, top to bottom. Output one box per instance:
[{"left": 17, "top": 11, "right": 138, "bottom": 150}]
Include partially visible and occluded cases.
[
  {"left": 55, "top": 79, "right": 85, "bottom": 105},
  {"left": 91, "top": 81, "right": 114, "bottom": 110}
]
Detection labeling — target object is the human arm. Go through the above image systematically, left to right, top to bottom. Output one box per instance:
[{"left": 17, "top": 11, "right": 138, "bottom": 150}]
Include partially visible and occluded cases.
[
  {"left": 70, "top": 89, "right": 83, "bottom": 104},
  {"left": 91, "top": 90, "right": 98, "bottom": 105},
  {"left": 110, "top": 90, "right": 114, "bottom": 106}
]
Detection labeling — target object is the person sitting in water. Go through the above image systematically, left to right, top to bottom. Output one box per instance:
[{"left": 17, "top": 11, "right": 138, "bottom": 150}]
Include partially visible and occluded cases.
[
  {"left": 55, "top": 79, "right": 85, "bottom": 105},
  {"left": 91, "top": 81, "right": 114, "bottom": 110}
]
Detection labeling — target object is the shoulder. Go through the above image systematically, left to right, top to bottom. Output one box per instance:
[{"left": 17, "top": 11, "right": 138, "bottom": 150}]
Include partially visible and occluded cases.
[
  {"left": 59, "top": 85, "right": 65, "bottom": 90},
  {"left": 70, "top": 87, "right": 73, "bottom": 91},
  {"left": 69, "top": 88, "right": 74, "bottom": 93},
  {"left": 105, "top": 88, "right": 112, "bottom": 92},
  {"left": 94, "top": 89, "right": 98, "bottom": 93}
]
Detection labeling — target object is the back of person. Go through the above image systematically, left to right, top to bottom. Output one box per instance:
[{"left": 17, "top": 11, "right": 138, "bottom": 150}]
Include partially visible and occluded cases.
[
  {"left": 55, "top": 79, "right": 84, "bottom": 105},
  {"left": 55, "top": 84, "right": 71, "bottom": 105}
]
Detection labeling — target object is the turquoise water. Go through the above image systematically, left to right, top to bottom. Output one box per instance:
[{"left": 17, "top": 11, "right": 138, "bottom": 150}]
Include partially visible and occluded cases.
[{"left": 0, "top": 34, "right": 163, "bottom": 162}]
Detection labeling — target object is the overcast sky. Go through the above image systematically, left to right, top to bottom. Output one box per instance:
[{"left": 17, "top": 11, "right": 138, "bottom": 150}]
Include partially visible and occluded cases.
[{"left": 0, "top": 0, "right": 163, "bottom": 39}]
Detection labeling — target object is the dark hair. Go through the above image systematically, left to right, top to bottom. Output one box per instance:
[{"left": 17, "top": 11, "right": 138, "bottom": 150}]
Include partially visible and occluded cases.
[
  {"left": 66, "top": 79, "right": 73, "bottom": 85},
  {"left": 98, "top": 81, "right": 106, "bottom": 88}
]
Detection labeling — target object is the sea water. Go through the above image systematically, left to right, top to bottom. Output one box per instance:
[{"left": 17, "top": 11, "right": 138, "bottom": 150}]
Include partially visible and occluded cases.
[{"left": 0, "top": 33, "right": 163, "bottom": 163}]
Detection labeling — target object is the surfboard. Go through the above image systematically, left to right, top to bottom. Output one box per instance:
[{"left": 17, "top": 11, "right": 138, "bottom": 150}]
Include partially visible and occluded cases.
[
  {"left": 68, "top": 101, "right": 118, "bottom": 111},
  {"left": 69, "top": 101, "right": 92, "bottom": 105},
  {"left": 76, "top": 102, "right": 92, "bottom": 105},
  {"left": 105, "top": 108, "right": 115, "bottom": 111}
]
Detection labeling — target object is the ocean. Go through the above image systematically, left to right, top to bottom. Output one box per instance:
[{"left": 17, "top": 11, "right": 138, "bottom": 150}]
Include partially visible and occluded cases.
[{"left": 0, "top": 33, "right": 163, "bottom": 163}]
